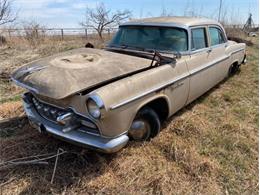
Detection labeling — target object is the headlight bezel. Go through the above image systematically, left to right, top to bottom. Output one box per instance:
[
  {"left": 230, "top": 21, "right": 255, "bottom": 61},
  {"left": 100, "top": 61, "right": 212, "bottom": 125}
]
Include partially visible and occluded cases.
[{"left": 86, "top": 95, "right": 105, "bottom": 119}]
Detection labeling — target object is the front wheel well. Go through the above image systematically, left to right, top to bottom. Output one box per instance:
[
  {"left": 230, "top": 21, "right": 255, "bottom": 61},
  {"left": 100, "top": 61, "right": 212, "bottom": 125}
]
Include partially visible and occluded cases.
[{"left": 139, "top": 97, "right": 169, "bottom": 123}]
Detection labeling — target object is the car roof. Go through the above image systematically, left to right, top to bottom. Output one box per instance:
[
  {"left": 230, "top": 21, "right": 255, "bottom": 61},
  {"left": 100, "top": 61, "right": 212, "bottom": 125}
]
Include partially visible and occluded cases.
[{"left": 121, "top": 16, "right": 221, "bottom": 28}]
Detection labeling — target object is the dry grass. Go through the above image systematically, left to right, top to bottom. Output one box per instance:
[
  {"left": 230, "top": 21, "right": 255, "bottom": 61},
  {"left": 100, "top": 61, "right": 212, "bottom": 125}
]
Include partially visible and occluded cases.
[{"left": 0, "top": 37, "right": 258, "bottom": 194}]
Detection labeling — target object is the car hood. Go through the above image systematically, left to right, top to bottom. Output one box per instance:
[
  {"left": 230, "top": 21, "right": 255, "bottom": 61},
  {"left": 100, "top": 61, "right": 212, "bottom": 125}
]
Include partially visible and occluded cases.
[{"left": 12, "top": 48, "right": 151, "bottom": 99}]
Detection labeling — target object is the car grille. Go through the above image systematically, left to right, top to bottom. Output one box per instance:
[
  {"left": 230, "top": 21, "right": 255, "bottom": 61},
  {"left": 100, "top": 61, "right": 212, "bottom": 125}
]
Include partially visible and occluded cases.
[
  {"left": 30, "top": 95, "right": 100, "bottom": 135},
  {"left": 32, "top": 96, "right": 65, "bottom": 123}
]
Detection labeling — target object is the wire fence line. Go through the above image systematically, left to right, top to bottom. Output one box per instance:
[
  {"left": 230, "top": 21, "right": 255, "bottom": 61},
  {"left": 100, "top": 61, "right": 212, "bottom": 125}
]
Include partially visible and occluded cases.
[
  {"left": 0, "top": 25, "right": 258, "bottom": 43},
  {"left": 0, "top": 27, "right": 119, "bottom": 40}
]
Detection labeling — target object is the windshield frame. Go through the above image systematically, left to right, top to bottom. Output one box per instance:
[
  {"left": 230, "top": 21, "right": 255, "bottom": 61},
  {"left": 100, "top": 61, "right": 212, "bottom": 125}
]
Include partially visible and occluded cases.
[{"left": 108, "top": 25, "right": 189, "bottom": 54}]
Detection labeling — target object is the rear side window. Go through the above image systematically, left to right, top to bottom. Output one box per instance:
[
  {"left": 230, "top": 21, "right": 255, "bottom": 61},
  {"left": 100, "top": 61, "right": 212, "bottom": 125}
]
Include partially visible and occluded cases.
[
  {"left": 209, "top": 27, "right": 225, "bottom": 46},
  {"left": 191, "top": 28, "right": 208, "bottom": 50}
]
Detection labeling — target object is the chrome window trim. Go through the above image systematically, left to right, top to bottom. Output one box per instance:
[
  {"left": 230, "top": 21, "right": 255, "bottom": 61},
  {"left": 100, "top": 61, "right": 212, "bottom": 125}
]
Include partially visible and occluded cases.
[
  {"left": 120, "top": 22, "right": 189, "bottom": 30},
  {"left": 113, "top": 23, "right": 228, "bottom": 56},
  {"left": 115, "top": 24, "right": 190, "bottom": 53},
  {"left": 208, "top": 25, "right": 228, "bottom": 46},
  {"left": 189, "top": 26, "right": 209, "bottom": 51},
  {"left": 210, "top": 42, "right": 227, "bottom": 49},
  {"left": 189, "top": 47, "right": 211, "bottom": 55}
]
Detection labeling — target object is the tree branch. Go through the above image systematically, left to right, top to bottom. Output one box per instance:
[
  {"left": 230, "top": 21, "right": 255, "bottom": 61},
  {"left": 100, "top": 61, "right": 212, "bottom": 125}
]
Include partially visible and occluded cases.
[
  {"left": 0, "top": 0, "right": 17, "bottom": 26},
  {"left": 80, "top": 3, "right": 131, "bottom": 40}
]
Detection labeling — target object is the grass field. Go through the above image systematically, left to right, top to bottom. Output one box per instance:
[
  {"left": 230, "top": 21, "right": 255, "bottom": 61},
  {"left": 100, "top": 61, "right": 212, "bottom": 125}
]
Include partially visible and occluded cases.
[{"left": 0, "top": 37, "right": 258, "bottom": 194}]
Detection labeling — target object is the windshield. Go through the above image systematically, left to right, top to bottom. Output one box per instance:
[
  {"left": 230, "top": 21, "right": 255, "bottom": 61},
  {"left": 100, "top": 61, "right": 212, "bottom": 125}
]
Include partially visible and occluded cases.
[{"left": 109, "top": 26, "right": 188, "bottom": 52}]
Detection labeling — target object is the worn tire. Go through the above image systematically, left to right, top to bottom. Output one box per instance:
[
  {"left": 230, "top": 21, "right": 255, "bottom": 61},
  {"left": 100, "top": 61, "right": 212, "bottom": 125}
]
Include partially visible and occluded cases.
[
  {"left": 228, "top": 63, "right": 240, "bottom": 76},
  {"left": 129, "top": 107, "right": 161, "bottom": 141}
]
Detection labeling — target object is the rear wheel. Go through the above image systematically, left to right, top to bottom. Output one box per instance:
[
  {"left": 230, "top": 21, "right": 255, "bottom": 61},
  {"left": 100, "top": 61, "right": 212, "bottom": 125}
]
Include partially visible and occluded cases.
[
  {"left": 228, "top": 63, "right": 240, "bottom": 76},
  {"left": 128, "top": 107, "right": 161, "bottom": 141}
]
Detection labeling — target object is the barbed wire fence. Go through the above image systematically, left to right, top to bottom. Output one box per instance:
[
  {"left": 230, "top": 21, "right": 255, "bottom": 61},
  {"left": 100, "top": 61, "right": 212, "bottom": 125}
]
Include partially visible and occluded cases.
[{"left": 0, "top": 27, "right": 118, "bottom": 41}]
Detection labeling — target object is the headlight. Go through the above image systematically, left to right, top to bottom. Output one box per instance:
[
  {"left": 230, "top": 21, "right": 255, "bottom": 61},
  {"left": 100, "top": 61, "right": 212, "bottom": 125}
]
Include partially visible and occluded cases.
[{"left": 86, "top": 95, "right": 104, "bottom": 119}]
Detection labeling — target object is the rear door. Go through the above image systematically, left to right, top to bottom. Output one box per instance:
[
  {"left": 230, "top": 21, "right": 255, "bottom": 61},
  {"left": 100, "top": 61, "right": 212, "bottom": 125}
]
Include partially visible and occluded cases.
[
  {"left": 186, "top": 26, "right": 216, "bottom": 104},
  {"left": 208, "top": 26, "right": 230, "bottom": 82}
]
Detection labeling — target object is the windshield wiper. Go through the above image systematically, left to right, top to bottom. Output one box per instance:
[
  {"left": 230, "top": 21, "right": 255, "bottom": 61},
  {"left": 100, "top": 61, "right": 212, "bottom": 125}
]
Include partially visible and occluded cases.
[
  {"left": 109, "top": 44, "right": 146, "bottom": 52},
  {"left": 107, "top": 45, "right": 179, "bottom": 66},
  {"left": 149, "top": 49, "right": 181, "bottom": 67},
  {"left": 150, "top": 50, "right": 162, "bottom": 67}
]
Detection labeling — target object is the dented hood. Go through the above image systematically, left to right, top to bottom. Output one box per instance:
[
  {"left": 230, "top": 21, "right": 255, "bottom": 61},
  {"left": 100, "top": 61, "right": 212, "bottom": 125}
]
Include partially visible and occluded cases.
[{"left": 12, "top": 48, "right": 151, "bottom": 99}]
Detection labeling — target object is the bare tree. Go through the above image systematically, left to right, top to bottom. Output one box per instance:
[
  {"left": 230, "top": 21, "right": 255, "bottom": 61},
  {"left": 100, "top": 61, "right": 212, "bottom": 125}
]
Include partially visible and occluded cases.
[
  {"left": 0, "top": 0, "right": 16, "bottom": 26},
  {"left": 81, "top": 3, "right": 131, "bottom": 40},
  {"left": 23, "top": 21, "right": 46, "bottom": 47}
]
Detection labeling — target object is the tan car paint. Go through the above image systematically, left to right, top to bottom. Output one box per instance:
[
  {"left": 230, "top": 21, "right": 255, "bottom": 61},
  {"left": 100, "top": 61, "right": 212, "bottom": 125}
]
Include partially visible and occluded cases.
[
  {"left": 13, "top": 17, "right": 246, "bottom": 139},
  {"left": 35, "top": 33, "right": 245, "bottom": 138},
  {"left": 12, "top": 48, "right": 152, "bottom": 99}
]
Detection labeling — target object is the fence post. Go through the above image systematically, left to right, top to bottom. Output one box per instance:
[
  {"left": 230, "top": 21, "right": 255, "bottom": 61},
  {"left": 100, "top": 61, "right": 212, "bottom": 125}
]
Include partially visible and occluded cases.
[
  {"left": 8, "top": 29, "right": 11, "bottom": 39},
  {"left": 35, "top": 29, "right": 39, "bottom": 39},
  {"left": 61, "top": 29, "right": 64, "bottom": 40},
  {"left": 85, "top": 29, "right": 88, "bottom": 39}
]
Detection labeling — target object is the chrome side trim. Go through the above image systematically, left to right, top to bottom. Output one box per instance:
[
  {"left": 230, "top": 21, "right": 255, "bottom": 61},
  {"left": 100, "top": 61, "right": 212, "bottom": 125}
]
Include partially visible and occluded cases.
[
  {"left": 231, "top": 48, "right": 245, "bottom": 55},
  {"left": 110, "top": 54, "right": 231, "bottom": 110},
  {"left": 189, "top": 56, "right": 230, "bottom": 76},
  {"left": 110, "top": 72, "right": 189, "bottom": 110}
]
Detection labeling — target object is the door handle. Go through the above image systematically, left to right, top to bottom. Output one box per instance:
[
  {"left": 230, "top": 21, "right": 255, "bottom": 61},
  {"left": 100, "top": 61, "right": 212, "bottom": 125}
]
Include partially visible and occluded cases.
[{"left": 207, "top": 48, "right": 212, "bottom": 53}]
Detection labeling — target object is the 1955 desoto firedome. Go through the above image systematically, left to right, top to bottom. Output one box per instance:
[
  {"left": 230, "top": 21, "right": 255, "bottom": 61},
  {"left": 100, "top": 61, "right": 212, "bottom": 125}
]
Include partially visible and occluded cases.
[{"left": 12, "top": 17, "right": 246, "bottom": 153}]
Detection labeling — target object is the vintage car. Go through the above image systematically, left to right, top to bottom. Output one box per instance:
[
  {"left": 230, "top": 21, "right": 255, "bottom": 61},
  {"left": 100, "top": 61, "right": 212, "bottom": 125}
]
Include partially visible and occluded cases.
[{"left": 12, "top": 17, "right": 246, "bottom": 153}]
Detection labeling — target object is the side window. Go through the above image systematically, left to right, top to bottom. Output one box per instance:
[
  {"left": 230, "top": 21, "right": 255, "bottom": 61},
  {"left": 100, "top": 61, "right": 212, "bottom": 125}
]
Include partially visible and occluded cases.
[
  {"left": 209, "top": 27, "right": 225, "bottom": 46},
  {"left": 191, "top": 28, "right": 208, "bottom": 50}
]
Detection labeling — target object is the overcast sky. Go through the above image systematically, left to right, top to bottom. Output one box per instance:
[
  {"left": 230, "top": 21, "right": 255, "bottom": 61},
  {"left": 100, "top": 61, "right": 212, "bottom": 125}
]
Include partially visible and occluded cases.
[{"left": 12, "top": 0, "right": 259, "bottom": 28}]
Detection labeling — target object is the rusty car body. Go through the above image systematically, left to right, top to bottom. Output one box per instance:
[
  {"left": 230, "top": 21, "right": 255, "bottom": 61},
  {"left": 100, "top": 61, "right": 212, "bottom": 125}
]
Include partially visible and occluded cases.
[{"left": 12, "top": 17, "right": 246, "bottom": 153}]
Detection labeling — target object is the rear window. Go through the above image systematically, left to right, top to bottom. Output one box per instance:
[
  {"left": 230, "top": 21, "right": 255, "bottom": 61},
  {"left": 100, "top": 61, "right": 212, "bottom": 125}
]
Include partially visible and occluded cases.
[
  {"left": 209, "top": 27, "right": 225, "bottom": 46},
  {"left": 191, "top": 28, "right": 208, "bottom": 50}
]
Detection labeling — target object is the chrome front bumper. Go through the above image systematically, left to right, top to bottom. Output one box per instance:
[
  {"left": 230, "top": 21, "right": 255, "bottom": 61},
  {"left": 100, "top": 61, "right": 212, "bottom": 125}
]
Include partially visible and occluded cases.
[{"left": 23, "top": 95, "right": 129, "bottom": 153}]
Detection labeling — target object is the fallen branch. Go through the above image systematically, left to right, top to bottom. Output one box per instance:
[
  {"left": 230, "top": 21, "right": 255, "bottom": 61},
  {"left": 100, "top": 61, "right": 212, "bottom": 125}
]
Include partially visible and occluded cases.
[
  {"left": 0, "top": 148, "right": 67, "bottom": 170},
  {"left": 51, "top": 148, "right": 64, "bottom": 184}
]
